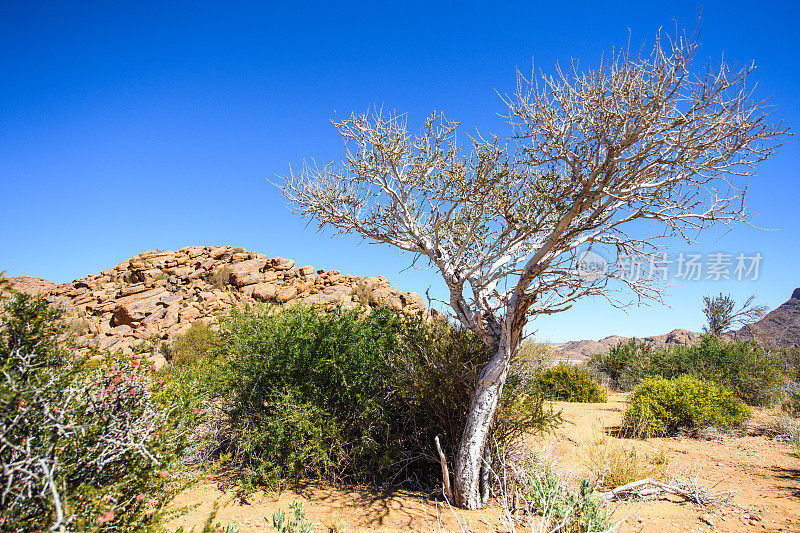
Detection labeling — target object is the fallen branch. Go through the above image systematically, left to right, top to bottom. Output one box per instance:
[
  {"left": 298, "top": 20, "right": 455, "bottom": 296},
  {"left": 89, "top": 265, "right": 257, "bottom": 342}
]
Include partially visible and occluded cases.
[
  {"left": 434, "top": 436, "right": 453, "bottom": 502},
  {"left": 603, "top": 475, "right": 734, "bottom": 505}
]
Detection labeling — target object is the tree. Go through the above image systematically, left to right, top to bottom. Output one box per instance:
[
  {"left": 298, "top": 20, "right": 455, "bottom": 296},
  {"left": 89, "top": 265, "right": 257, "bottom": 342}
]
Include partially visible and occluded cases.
[
  {"left": 281, "top": 28, "right": 785, "bottom": 509},
  {"left": 703, "top": 293, "right": 768, "bottom": 336}
]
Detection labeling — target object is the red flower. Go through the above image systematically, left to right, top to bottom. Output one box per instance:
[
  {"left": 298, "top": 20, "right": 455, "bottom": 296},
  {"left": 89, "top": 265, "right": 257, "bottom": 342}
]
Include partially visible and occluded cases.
[
  {"left": 129, "top": 388, "right": 136, "bottom": 395},
  {"left": 193, "top": 408, "right": 200, "bottom": 415},
  {"left": 136, "top": 493, "right": 145, "bottom": 501},
  {"left": 95, "top": 510, "right": 114, "bottom": 525}
]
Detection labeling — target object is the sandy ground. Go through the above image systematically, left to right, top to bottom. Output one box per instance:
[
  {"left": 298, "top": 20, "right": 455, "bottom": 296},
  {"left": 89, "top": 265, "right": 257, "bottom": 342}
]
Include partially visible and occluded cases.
[{"left": 162, "top": 393, "right": 799, "bottom": 532}]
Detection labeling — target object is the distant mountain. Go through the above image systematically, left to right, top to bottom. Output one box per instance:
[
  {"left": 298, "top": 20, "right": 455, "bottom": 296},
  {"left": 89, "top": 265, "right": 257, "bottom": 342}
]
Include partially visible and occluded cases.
[
  {"left": 735, "top": 288, "right": 800, "bottom": 348},
  {"left": 551, "top": 328, "right": 703, "bottom": 362}
]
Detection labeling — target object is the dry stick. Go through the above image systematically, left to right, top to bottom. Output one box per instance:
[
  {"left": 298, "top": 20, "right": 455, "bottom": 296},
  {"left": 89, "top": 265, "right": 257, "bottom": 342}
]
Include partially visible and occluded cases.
[{"left": 434, "top": 436, "right": 453, "bottom": 502}]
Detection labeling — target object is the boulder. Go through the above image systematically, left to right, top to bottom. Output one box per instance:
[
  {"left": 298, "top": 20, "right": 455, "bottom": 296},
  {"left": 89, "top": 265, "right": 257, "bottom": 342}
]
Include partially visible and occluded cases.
[
  {"left": 269, "top": 257, "right": 295, "bottom": 271},
  {"left": 229, "top": 258, "right": 268, "bottom": 286},
  {"left": 252, "top": 282, "right": 277, "bottom": 302},
  {"left": 275, "top": 285, "right": 298, "bottom": 302},
  {"left": 369, "top": 286, "right": 403, "bottom": 310},
  {"left": 112, "top": 305, "right": 134, "bottom": 327}
]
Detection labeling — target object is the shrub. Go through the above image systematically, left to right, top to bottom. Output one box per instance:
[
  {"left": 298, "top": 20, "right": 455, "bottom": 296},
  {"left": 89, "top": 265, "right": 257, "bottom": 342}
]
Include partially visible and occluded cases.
[
  {"left": 209, "top": 266, "right": 232, "bottom": 289},
  {"left": 349, "top": 278, "right": 370, "bottom": 306},
  {"left": 0, "top": 293, "right": 201, "bottom": 531},
  {"left": 208, "top": 304, "right": 560, "bottom": 491},
  {"left": 211, "top": 305, "right": 406, "bottom": 488},
  {"left": 389, "top": 314, "right": 562, "bottom": 484},
  {"left": 66, "top": 317, "right": 90, "bottom": 336},
  {"left": 169, "top": 322, "right": 220, "bottom": 366},
  {"left": 590, "top": 335, "right": 785, "bottom": 405},
  {"left": 680, "top": 336, "right": 785, "bottom": 406},
  {"left": 589, "top": 338, "right": 653, "bottom": 391},
  {"left": 515, "top": 340, "right": 556, "bottom": 378},
  {"left": 783, "top": 348, "right": 800, "bottom": 382},
  {"left": 536, "top": 364, "right": 607, "bottom": 403},
  {"left": 623, "top": 375, "right": 751, "bottom": 436},
  {"left": 782, "top": 382, "right": 800, "bottom": 418},
  {"left": 505, "top": 454, "right": 613, "bottom": 533},
  {"left": 272, "top": 501, "right": 315, "bottom": 533}
]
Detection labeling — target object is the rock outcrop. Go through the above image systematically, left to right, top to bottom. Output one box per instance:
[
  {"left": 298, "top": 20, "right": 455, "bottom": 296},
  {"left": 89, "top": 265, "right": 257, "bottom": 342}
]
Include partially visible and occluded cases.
[
  {"left": 7, "top": 246, "right": 426, "bottom": 362},
  {"left": 4, "top": 276, "right": 55, "bottom": 296},
  {"left": 735, "top": 288, "right": 800, "bottom": 348}
]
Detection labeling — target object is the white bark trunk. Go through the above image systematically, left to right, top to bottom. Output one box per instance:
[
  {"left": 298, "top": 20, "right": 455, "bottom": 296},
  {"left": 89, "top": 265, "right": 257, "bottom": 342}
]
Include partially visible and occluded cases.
[{"left": 453, "top": 340, "right": 512, "bottom": 509}]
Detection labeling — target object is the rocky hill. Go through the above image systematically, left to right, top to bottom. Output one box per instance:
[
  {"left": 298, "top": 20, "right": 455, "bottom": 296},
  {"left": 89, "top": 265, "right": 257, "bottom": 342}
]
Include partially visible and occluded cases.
[
  {"left": 5, "top": 246, "right": 426, "bottom": 364},
  {"left": 734, "top": 288, "right": 800, "bottom": 348},
  {"left": 551, "top": 328, "right": 703, "bottom": 362}
]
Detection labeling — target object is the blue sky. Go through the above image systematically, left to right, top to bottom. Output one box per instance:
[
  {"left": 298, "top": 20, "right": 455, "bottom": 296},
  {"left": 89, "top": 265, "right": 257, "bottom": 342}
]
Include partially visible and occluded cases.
[{"left": 1, "top": 1, "right": 798, "bottom": 342}]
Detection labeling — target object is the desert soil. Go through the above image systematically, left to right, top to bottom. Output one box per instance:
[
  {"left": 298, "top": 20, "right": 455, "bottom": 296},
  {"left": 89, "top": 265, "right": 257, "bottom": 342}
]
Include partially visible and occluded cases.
[{"left": 162, "top": 393, "right": 799, "bottom": 532}]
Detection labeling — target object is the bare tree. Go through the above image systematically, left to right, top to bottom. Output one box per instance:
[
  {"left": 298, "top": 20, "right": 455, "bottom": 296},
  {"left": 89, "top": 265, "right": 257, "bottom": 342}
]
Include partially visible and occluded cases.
[
  {"left": 281, "top": 28, "right": 785, "bottom": 509},
  {"left": 703, "top": 293, "right": 768, "bottom": 336}
]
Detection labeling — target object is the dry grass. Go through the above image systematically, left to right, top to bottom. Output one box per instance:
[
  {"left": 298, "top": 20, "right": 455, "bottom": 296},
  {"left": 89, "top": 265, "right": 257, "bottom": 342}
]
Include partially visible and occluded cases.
[
  {"left": 209, "top": 266, "right": 232, "bottom": 289},
  {"left": 585, "top": 430, "right": 667, "bottom": 489}
]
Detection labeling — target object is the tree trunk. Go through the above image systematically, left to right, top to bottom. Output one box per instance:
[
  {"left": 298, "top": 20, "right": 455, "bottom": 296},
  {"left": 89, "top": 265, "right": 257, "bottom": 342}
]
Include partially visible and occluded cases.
[{"left": 452, "top": 340, "right": 512, "bottom": 509}]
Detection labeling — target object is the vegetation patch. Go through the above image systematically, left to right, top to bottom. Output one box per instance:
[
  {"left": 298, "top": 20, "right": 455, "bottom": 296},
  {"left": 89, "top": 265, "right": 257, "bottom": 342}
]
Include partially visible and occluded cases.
[
  {"left": 209, "top": 266, "right": 232, "bottom": 289},
  {"left": 0, "top": 293, "right": 201, "bottom": 531},
  {"left": 203, "top": 305, "right": 560, "bottom": 491},
  {"left": 166, "top": 321, "right": 220, "bottom": 366},
  {"left": 591, "top": 335, "right": 785, "bottom": 406},
  {"left": 536, "top": 363, "right": 608, "bottom": 403},
  {"left": 623, "top": 375, "right": 751, "bottom": 436},
  {"left": 585, "top": 432, "right": 666, "bottom": 489}
]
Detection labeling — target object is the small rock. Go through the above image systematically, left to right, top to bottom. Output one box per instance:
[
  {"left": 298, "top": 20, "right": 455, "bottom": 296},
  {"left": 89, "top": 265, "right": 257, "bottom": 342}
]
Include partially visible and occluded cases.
[{"left": 700, "top": 514, "right": 715, "bottom": 527}]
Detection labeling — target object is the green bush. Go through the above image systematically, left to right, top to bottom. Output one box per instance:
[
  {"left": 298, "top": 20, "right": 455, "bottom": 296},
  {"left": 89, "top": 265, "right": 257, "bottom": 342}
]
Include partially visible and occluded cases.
[
  {"left": 0, "top": 293, "right": 201, "bottom": 531},
  {"left": 208, "top": 304, "right": 560, "bottom": 491},
  {"left": 211, "top": 305, "right": 402, "bottom": 488},
  {"left": 388, "top": 314, "right": 561, "bottom": 483},
  {"left": 167, "top": 322, "right": 220, "bottom": 366},
  {"left": 590, "top": 335, "right": 785, "bottom": 405},
  {"left": 589, "top": 338, "right": 653, "bottom": 391},
  {"left": 783, "top": 348, "right": 800, "bottom": 382},
  {"left": 536, "top": 364, "right": 608, "bottom": 403},
  {"left": 623, "top": 375, "right": 751, "bottom": 436},
  {"left": 782, "top": 382, "right": 800, "bottom": 418}
]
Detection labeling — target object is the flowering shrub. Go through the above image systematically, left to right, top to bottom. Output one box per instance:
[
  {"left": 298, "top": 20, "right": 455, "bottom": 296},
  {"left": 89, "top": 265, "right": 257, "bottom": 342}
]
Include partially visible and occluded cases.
[
  {"left": 0, "top": 293, "right": 201, "bottom": 531},
  {"left": 623, "top": 374, "right": 751, "bottom": 436}
]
